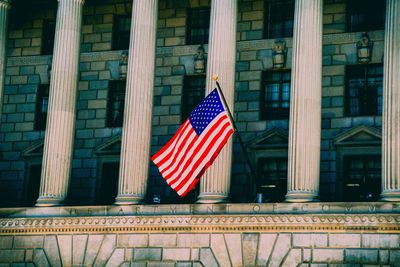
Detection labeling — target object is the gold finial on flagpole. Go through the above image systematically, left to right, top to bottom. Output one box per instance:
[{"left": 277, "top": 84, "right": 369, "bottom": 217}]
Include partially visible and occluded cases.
[{"left": 212, "top": 74, "right": 218, "bottom": 81}]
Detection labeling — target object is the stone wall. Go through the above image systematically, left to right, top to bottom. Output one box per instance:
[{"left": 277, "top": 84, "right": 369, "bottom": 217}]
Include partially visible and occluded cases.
[
  {"left": 0, "top": 0, "right": 387, "bottom": 206},
  {"left": 0, "top": 203, "right": 399, "bottom": 266}
]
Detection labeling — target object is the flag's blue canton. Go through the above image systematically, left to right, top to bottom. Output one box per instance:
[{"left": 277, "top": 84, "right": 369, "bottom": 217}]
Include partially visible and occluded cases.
[{"left": 189, "top": 89, "right": 224, "bottom": 136}]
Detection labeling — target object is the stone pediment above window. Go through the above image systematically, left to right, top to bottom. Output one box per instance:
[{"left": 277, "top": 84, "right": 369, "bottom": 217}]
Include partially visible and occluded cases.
[
  {"left": 334, "top": 125, "right": 381, "bottom": 147},
  {"left": 247, "top": 128, "right": 288, "bottom": 150},
  {"left": 94, "top": 135, "right": 121, "bottom": 156},
  {"left": 22, "top": 141, "right": 44, "bottom": 158}
]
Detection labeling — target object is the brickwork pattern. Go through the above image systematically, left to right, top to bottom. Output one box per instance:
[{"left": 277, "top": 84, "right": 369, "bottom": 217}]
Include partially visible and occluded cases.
[{"left": 0, "top": 232, "right": 399, "bottom": 266}]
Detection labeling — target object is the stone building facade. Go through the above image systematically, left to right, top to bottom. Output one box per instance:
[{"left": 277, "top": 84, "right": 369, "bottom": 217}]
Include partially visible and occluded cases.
[{"left": 0, "top": 0, "right": 400, "bottom": 265}]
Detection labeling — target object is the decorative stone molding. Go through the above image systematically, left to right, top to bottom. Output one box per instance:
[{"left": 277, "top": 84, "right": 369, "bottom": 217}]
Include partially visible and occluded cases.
[{"left": 0, "top": 213, "right": 399, "bottom": 234}]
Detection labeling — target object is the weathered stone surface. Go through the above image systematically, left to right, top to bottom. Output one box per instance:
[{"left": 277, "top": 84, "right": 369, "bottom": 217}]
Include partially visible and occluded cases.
[
  {"left": 177, "top": 233, "right": 209, "bottom": 247},
  {"left": 225, "top": 233, "right": 243, "bottom": 267},
  {"left": 242, "top": 233, "right": 259, "bottom": 266},
  {"left": 93, "top": 234, "right": 116, "bottom": 266},
  {"left": 117, "top": 234, "right": 148, "bottom": 247},
  {"left": 149, "top": 234, "right": 176, "bottom": 247},
  {"left": 210, "top": 234, "right": 231, "bottom": 267},
  {"left": 256, "top": 234, "right": 277, "bottom": 265},
  {"left": 269, "top": 234, "right": 291, "bottom": 266},
  {"left": 293, "top": 234, "right": 328, "bottom": 247},
  {"left": 329, "top": 234, "right": 360, "bottom": 247},
  {"left": 362, "top": 234, "right": 400, "bottom": 248},
  {"left": 43, "top": 235, "right": 62, "bottom": 267},
  {"left": 57, "top": 235, "right": 72, "bottom": 267},
  {"left": 72, "top": 235, "right": 88, "bottom": 266},
  {"left": 84, "top": 235, "right": 104, "bottom": 266},
  {"left": 0, "top": 236, "right": 13, "bottom": 249},
  {"left": 14, "top": 236, "right": 43, "bottom": 248},
  {"left": 105, "top": 248, "right": 124, "bottom": 267},
  {"left": 134, "top": 248, "right": 162, "bottom": 261},
  {"left": 163, "top": 248, "right": 191, "bottom": 261},
  {"left": 199, "top": 248, "right": 218, "bottom": 267},
  {"left": 33, "top": 249, "right": 50, "bottom": 267},
  {"left": 282, "top": 249, "right": 302, "bottom": 266},
  {"left": 313, "top": 249, "right": 344, "bottom": 263},
  {"left": 345, "top": 249, "right": 378, "bottom": 263},
  {"left": 0, "top": 250, "right": 25, "bottom": 263}
]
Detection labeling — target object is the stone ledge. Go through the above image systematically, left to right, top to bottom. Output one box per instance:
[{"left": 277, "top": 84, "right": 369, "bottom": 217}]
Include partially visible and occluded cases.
[{"left": 0, "top": 202, "right": 399, "bottom": 218}]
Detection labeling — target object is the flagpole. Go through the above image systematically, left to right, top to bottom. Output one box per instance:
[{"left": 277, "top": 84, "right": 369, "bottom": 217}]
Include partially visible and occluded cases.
[{"left": 212, "top": 75, "right": 258, "bottom": 193}]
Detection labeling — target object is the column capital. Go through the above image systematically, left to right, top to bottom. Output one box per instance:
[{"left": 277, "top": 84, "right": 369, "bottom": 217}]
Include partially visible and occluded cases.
[{"left": 0, "top": 0, "right": 11, "bottom": 9}]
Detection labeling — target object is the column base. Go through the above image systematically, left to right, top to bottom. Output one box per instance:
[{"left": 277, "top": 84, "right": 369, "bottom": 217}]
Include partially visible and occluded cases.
[
  {"left": 381, "top": 190, "right": 400, "bottom": 202},
  {"left": 285, "top": 191, "right": 318, "bottom": 203},
  {"left": 196, "top": 192, "right": 228, "bottom": 204},
  {"left": 114, "top": 194, "right": 144, "bottom": 205},
  {"left": 35, "top": 196, "right": 64, "bottom": 207}
]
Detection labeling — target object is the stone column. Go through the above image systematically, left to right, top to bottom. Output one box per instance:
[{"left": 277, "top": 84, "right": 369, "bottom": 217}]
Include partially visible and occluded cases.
[
  {"left": 0, "top": 0, "right": 10, "bottom": 121},
  {"left": 36, "top": 0, "right": 84, "bottom": 206},
  {"left": 114, "top": 0, "right": 158, "bottom": 205},
  {"left": 197, "top": 0, "right": 237, "bottom": 204},
  {"left": 286, "top": 0, "right": 323, "bottom": 202},
  {"left": 381, "top": 0, "right": 400, "bottom": 201}
]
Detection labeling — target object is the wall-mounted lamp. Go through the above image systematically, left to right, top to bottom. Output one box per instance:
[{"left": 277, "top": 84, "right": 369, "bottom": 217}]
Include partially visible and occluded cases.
[
  {"left": 357, "top": 32, "right": 373, "bottom": 64},
  {"left": 272, "top": 40, "right": 287, "bottom": 69},
  {"left": 194, "top": 45, "right": 206, "bottom": 74},
  {"left": 119, "top": 51, "right": 128, "bottom": 79}
]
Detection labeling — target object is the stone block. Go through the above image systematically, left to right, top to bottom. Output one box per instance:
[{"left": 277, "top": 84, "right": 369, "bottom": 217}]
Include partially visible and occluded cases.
[
  {"left": 242, "top": 11, "right": 263, "bottom": 21},
  {"left": 165, "top": 17, "right": 185, "bottom": 27},
  {"left": 92, "top": 42, "right": 112, "bottom": 51},
  {"left": 91, "top": 61, "right": 106, "bottom": 71},
  {"left": 161, "top": 95, "right": 181, "bottom": 105},
  {"left": 88, "top": 99, "right": 107, "bottom": 109},
  {"left": 242, "top": 233, "right": 258, "bottom": 266},
  {"left": 93, "top": 234, "right": 116, "bottom": 266},
  {"left": 149, "top": 234, "right": 176, "bottom": 247},
  {"left": 177, "top": 234, "right": 209, "bottom": 247},
  {"left": 210, "top": 234, "right": 230, "bottom": 267},
  {"left": 224, "top": 234, "right": 242, "bottom": 267},
  {"left": 256, "top": 234, "right": 277, "bottom": 266},
  {"left": 269, "top": 234, "right": 291, "bottom": 265},
  {"left": 293, "top": 234, "right": 328, "bottom": 247},
  {"left": 329, "top": 234, "right": 361, "bottom": 247},
  {"left": 362, "top": 234, "right": 400, "bottom": 248},
  {"left": 44, "top": 235, "right": 62, "bottom": 267},
  {"left": 57, "top": 235, "right": 72, "bottom": 266},
  {"left": 72, "top": 235, "right": 88, "bottom": 266},
  {"left": 83, "top": 235, "right": 104, "bottom": 266},
  {"left": 0, "top": 236, "right": 13, "bottom": 249},
  {"left": 14, "top": 236, "right": 44, "bottom": 248},
  {"left": 105, "top": 248, "right": 124, "bottom": 267},
  {"left": 134, "top": 248, "right": 162, "bottom": 261},
  {"left": 163, "top": 248, "right": 190, "bottom": 261},
  {"left": 199, "top": 248, "right": 218, "bottom": 267},
  {"left": 0, "top": 249, "right": 25, "bottom": 263},
  {"left": 33, "top": 249, "right": 50, "bottom": 267},
  {"left": 282, "top": 249, "right": 302, "bottom": 266},
  {"left": 313, "top": 249, "right": 344, "bottom": 263},
  {"left": 345, "top": 249, "right": 378, "bottom": 263},
  {"left": 379, "top": 250, "right": 389, "bottom": 264},
  {"left": 389, "top": 250, "right": 400, "bottom": 265}
]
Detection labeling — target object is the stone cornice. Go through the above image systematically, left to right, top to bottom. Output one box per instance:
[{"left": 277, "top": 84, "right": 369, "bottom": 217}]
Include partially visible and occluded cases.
[
  {"left": 0, "top": 203, "right": 400, "bottom": 234},
  {"left": 0, "top": 213, "right": 399, "bottom": 235}
]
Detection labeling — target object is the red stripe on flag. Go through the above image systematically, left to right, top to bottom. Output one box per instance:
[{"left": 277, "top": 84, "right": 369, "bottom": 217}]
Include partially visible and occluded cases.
[
  {"left": 162, "top": 115, "right": 227, "bottom": 183},
  {"left": 151, "top": 119, "right": 190, "bottom": 162},
  {"left": 169, "top": 120, "right": 231, "bottom": 188},
  {"left": 173, "top": 124, "right": 233, "bottom": 195},
  {"left": 178, "top": 128, "right": 234, "bottom": 197}
]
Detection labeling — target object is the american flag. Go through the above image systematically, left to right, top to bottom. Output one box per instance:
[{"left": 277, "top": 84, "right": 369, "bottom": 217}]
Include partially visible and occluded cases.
[{"left": 151, "top": 88, "right": 235, "bottom": 197}]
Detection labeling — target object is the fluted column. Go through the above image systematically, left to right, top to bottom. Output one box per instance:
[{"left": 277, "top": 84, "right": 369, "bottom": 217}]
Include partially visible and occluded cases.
[
  {"left": 0, "top": 0, "right": 10, "bottom": 121},
  {"left": 36, "top": 0, "right": 84, "bottom": 206},
  {"left": 114, "top": 0, "right": 158, "bottom": 205},
  {"left": 197, "top": 0, "right": 237, "bottom": 203},
  {"left": 286, "top": 0, "right": 322, "bottom": 202},
  {"left": 381, "top": 0, "right": 400, "bottom": 201}
]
